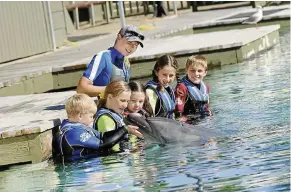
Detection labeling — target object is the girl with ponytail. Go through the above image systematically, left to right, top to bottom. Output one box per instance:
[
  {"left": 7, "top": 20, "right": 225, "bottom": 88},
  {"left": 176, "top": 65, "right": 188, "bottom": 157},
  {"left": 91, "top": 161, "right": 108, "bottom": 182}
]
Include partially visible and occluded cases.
[
  {"left": 144, "top": 54, "right": 179, "bottom": 119},
  {"left": 94, "top": 80, "right": 143, "bottom": 152}
]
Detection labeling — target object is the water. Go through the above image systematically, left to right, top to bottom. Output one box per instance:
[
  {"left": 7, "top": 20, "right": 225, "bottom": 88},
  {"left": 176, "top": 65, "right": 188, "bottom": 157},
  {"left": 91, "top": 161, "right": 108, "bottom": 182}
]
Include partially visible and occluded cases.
[{"left": 0, "top": 29, "right": 289, "bottom": 191}]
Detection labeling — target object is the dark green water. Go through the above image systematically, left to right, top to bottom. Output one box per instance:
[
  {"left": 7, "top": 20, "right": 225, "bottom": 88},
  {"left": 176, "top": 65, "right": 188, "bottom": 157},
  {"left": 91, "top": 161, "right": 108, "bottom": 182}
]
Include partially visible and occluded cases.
[{"left": 0, "top": 29, "right": 289, "bottom": 191}]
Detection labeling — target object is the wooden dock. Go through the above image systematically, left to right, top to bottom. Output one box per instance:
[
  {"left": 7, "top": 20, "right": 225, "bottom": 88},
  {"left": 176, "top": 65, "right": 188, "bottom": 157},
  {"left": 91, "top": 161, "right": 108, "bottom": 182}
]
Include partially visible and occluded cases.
[
  {"left": 0, "top": 25, "right": 282, "bottom": 96},
  {"left": 0, "top": 91, "right": 74, "bottom": 166}
]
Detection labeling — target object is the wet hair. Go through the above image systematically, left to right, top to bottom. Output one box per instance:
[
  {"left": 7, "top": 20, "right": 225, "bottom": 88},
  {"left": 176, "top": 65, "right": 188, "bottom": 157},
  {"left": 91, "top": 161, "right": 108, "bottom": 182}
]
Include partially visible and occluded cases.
[
  {"left": 152, "top": 54, "right": 179, "bottom": 90},
  {"left": 186, "top": 55, "right": 208, "bottom": 71},
  {"left": 97, "top": 80, "right": 131, "bottom": 108},
  {"left": 128, "top": 81, "right": 154, "bottom": 117},
  {"left": 66, "top": 93, "right": 97, "bottom": 118}
]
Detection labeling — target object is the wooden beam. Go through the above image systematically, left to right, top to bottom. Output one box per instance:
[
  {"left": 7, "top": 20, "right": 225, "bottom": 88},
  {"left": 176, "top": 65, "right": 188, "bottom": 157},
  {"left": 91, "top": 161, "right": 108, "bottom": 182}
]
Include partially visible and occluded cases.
[{"left": 66, "top": 1, "right": 105, "bottom": 11}]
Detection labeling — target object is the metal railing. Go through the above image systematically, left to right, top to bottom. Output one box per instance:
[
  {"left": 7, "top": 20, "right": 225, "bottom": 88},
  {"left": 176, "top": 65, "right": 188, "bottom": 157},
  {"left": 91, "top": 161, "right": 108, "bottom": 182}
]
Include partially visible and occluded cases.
[
  {"left": 67, "top": 1, "right": 251, "bottom": 28},
  {"left": 106, "top": 1, "right": 189, "bottom": 18}
]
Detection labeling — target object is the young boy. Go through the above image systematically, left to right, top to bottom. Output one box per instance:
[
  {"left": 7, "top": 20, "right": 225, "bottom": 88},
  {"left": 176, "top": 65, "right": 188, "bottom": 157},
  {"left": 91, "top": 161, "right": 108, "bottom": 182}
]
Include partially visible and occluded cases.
[
  {"left": 175, "top": 55, "right": 212, "bottom": 121},
  {"left": 54, "top": 93, "right": 130, "bottom": 161}
]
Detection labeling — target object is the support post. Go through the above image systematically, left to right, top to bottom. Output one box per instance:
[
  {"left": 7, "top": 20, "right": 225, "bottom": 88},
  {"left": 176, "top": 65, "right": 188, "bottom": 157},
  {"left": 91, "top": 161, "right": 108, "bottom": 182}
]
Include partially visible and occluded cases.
[
  {"left": 47, "top": 1, "right": 56, "bottom": 51},
  {"left": 72, "top": 1, "right": 79, "bottom": 29},
  {"left": 105, "top": 1, "right": 111, "bottom": 23},
  {"left": 118, "top": 1, "right": 126, "bottom": 28},
  {"left": 172, "top": 1, "right": 178, "bottom": 15},
  {"left": 191, "top": 1, "right": 198, "bottom": 12},
  {"left": 250, "top": 1, "right": 256, "bottom": 8},
  {"left": 89, "top": 2, "right": 96, "bottom": 26}
]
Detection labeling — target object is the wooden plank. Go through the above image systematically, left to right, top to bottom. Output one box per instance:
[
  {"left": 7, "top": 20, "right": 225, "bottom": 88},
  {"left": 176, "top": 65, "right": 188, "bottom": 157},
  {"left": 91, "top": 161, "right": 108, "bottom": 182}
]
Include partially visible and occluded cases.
[
  {"left": 66, "top": 1, "right": 104, "bottom": 11},
  {"left": 237, "top": 29, "right": 280, "bottom": 62},
  {"left": 1, "top": 127, "right": 23, "bottom": 139},
  {"left": 21, "top": 127, "right": 41, "bottom": 135},
  {"left": 0, "top": 129, "right": 53, "bottom": 166},
  {"left": 28, "top": 130, "right": 53, "bottom": 163},
  {"left": 0, "top": 135, "right": 31, "bottom": 166}
]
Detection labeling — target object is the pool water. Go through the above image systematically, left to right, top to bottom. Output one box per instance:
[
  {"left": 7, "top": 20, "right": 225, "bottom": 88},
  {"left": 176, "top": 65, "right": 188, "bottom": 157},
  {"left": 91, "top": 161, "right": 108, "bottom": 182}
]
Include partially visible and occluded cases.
[{"left": 0, "top": 29, "right": 289, "bottom": 191}]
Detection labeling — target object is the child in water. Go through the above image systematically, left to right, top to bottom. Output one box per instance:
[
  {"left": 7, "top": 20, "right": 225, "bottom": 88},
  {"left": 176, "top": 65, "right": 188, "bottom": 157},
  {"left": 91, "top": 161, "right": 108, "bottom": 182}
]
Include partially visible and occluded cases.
[
  {"left": 144, "top": 54, "right": 178, "bottom": 119},
  {"left": 175, "top": 55, "right": 212, "bottom": 122},
  {"left": 94, "top": 80, "right": 143, "bottom": 151},
  {"left": 126, "top": 81, "right": 153, "bottom": 118},
  {"left": 54, "top": 93, "right": 133, "bottom": 161}
]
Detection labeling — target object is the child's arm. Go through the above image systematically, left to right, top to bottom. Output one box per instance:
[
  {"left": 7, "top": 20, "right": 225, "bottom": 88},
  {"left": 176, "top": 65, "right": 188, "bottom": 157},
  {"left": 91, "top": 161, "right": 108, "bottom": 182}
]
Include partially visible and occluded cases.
[
  {"left": 76, "top": 53, "right": 108, "bottom": 97},
  {"left": 175, "top": 83, "right": 188, "bottom": 115},
  {"left": 145, "top": 88, "right": 158, "bottom": 115},
  {"left": 97, "top": 114, "right": 143, "bottom": 139},
  {"left": 99, "top": 124, "right": 143, "bottom": 150},
  {"left": 99, "top": 127, "right": 128, "bottom": 150}
]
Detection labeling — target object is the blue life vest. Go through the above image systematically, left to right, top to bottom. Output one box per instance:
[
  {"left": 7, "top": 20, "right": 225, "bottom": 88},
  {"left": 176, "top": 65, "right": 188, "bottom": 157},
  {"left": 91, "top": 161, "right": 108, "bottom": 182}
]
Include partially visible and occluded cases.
[
  {"left": 180, "top": 76, "right": 209, "bottom": 114},
  {"left": 145, "top": 80, "right": 176, "bottom": 119},
  {"left": 94, "top": 108, "right": 125, "bottom": 131},
  {"left": 94, "top": 108, "right": 130, "bottom": 141},
  {"left": 55, "top": 120, "right": 101, "bottom": 157}
]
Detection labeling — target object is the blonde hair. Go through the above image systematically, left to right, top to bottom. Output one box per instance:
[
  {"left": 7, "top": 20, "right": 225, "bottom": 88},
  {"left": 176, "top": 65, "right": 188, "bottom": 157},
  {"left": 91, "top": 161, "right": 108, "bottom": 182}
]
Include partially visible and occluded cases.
[
  {"left": 186, "top": 55, "right": 208, "bottom": 71},
  {"left": 97, "top": 80, "right": 131, "bottom": 108},
  {"left": 65, "top": 93, "right": 97, "bottom": 117}
]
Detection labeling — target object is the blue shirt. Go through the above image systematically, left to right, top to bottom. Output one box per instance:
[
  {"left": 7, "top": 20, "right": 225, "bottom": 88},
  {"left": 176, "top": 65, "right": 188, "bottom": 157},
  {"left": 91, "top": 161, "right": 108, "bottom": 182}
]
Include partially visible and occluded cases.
[{"left": 83, "top": 47, "right": 130, "bottom": 86}]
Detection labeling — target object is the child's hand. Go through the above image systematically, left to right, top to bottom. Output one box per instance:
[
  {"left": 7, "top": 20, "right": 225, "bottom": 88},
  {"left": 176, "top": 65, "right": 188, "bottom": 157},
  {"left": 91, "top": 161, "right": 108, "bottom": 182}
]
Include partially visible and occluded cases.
[
  {"left": 177, "top": 116, "right": 188, "bottom": 123},
  {"left": 127, "top": 125, "right": 144, "bottom": 139}
]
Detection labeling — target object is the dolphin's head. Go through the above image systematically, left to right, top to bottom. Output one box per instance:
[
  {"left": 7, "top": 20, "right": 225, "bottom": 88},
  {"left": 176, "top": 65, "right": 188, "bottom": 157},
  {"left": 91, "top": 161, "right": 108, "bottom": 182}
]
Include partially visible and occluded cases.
[
  {"left": 126, "top": 113, "right": 166, "bottom": 145},
  {"left": 125, "top": 114, "right": 220, "bottom": 147}
]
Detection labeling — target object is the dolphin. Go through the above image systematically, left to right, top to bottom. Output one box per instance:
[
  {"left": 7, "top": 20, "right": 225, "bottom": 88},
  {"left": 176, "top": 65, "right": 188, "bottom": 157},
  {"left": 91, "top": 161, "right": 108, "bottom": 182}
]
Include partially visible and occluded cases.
[{"left": 125, "top": 113, "right": 219, "bottom": 146}]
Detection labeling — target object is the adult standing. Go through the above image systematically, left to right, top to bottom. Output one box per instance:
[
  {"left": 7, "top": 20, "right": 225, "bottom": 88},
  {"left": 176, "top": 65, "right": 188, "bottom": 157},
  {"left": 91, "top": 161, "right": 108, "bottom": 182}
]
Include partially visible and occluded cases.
[{"left": 76, "top": 25, "right": 144, "bottom": 97}]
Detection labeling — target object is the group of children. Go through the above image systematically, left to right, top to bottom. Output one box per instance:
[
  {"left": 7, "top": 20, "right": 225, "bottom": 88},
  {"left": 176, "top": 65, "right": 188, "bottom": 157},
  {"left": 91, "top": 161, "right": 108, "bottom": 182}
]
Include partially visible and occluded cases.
[{"left": 55, "top": 54, "right": 212, "bottom": 161}]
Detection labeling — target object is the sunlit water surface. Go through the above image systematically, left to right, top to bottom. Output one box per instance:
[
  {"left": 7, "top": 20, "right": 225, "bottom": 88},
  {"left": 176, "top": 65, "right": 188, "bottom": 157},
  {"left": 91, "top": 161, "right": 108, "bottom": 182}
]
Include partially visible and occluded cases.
[{"left": 0, "top": 29, "right": 289, "bottom": 192}]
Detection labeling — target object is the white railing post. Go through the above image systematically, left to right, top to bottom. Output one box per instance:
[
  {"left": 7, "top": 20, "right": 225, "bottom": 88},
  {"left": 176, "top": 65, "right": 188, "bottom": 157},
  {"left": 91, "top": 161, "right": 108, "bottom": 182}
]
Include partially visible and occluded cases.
[
  {"left": 47, "top": 1, "right": 56, "bottom": 51},
  {"left": 72, "top": 1, "right": 79, "bottom": 29},
  {"left": 105, "top": 1, "right": 111, "bottom": 23},
  {"left": 118, "top": 1, "right": 126, "bottom": 28},
  {"left": 172, "top": 1, "right": 178, "bottom": 15},
  {"left": 89, "top": 2, "right": 96, "bottom": 26}
]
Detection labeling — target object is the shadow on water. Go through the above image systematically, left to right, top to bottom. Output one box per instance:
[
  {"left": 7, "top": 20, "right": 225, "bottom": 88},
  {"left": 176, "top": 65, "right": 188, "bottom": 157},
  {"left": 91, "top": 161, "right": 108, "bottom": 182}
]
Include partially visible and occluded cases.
[{"left": 0, "top": 28, "right": 290, "bottom": 192}]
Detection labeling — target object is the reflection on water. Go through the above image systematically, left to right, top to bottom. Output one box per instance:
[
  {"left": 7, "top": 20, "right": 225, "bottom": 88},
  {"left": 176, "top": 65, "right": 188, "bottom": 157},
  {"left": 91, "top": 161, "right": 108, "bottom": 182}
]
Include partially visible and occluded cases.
[
  {"left": 0, "top": 29, "right": 290, "bottom": 191},
  {"left": 0, "top": 161, "right": 60, "bottom": 191}
]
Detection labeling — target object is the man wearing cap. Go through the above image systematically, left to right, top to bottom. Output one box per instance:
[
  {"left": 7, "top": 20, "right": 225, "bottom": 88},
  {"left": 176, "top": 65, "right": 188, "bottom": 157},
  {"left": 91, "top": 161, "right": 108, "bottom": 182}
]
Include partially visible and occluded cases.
[{"left": 76, "top": 25, "right": 144, "bottom": 97}]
